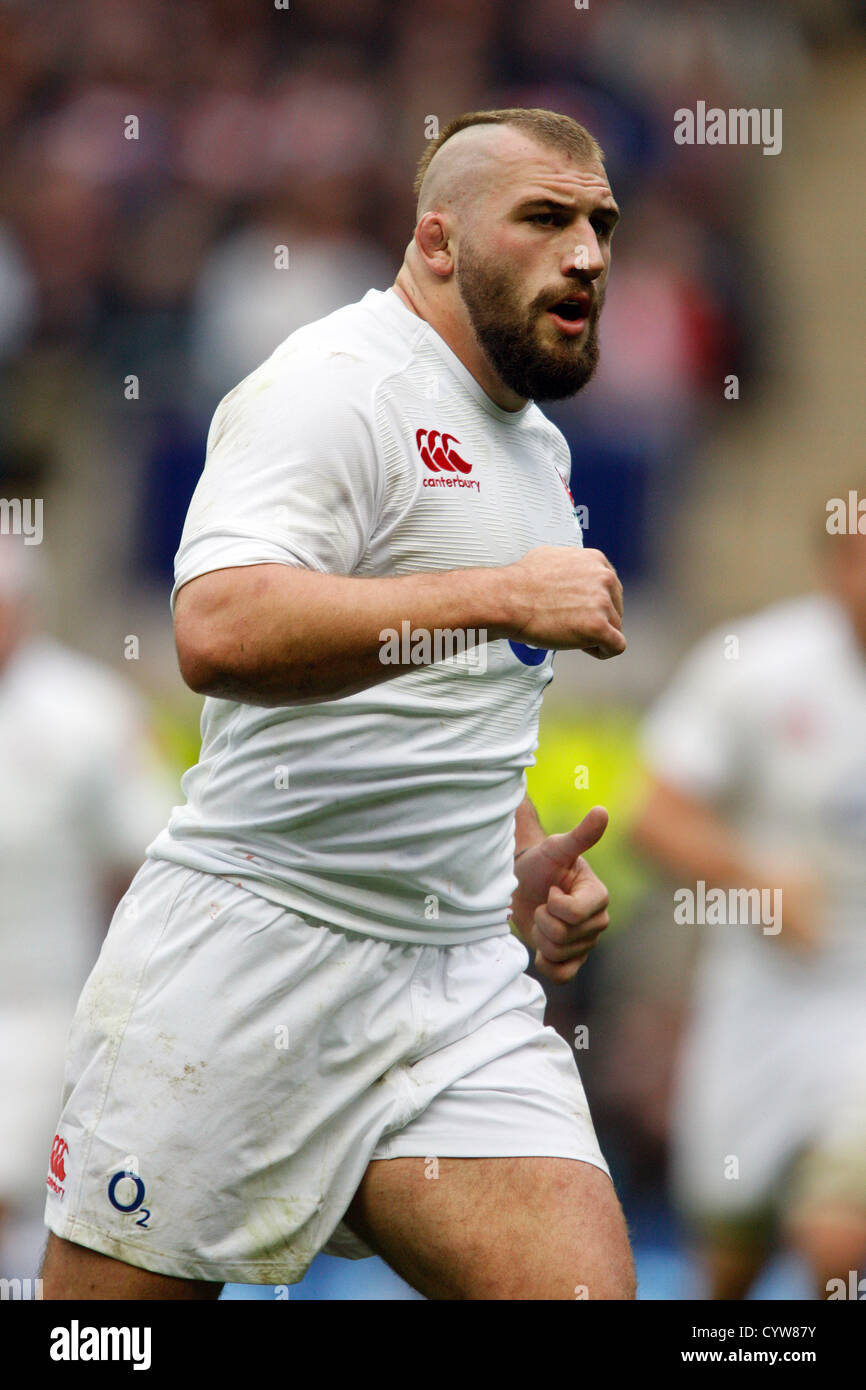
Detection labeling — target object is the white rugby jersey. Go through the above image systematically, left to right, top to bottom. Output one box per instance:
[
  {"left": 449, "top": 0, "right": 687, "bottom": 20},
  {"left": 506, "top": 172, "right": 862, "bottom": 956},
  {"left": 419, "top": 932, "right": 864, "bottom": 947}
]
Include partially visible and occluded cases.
[
  {"left": 147, "top": 287, "right": 584, "bottom": 943},
  {"left": 642, "top": 592, "right": 866, "bottom": 1011},
  {"left": 0, "top": 637, "right": 173, "bottom": 1003}
]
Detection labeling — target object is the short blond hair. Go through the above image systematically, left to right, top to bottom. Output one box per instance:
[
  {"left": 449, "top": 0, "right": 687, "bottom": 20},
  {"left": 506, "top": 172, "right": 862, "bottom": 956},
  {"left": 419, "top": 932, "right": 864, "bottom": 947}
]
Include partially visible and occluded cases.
[{"left": 414, "top": 107, "right": 605, "bottom": 210}]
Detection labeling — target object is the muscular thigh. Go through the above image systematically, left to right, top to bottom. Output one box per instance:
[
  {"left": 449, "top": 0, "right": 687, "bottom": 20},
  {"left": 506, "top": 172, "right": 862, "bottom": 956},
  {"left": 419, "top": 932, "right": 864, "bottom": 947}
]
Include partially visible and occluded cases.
[{"left": 344, "top": 1155, "right": 635, "bottom": 1300}]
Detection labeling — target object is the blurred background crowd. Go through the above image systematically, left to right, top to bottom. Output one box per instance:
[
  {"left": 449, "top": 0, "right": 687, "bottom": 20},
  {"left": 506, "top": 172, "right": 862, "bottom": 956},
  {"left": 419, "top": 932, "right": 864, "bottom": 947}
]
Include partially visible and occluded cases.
[{"left": 1, "top": 0, "right": 865, "bottom": 1299}]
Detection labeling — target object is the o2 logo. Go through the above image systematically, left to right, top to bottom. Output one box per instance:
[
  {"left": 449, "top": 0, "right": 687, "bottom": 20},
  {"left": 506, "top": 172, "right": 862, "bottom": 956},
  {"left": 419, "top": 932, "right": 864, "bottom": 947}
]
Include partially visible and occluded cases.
[
  {"left": 509, "top": 640, "right": 550, "bottom": 667},
  {"left": 108, "top": 1156, "right": 150, "bottom": 1228}
]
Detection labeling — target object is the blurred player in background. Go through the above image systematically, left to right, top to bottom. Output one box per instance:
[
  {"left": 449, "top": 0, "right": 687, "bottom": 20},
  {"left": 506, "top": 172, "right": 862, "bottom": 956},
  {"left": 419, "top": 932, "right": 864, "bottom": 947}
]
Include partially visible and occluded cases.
[
  {"left": 42, "top": 107, "right": 634, "bottom": 1301},
  {"left": 632, "top": 520, "right": 866, "bottom": 1299},
  {"left": 0, "top": 535, "right": 173, "bottom": 1280}
]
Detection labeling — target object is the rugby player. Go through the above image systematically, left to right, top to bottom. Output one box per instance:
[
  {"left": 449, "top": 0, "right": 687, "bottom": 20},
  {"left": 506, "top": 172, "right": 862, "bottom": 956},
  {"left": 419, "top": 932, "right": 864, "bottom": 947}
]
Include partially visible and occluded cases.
[
  {"left": 42, "top": 108, "right": 635, "bottom": 1300},
  {"left": 633, "top": 526, "right": 866, "bottom": 1299},
  {"left": 0, "top": 538, "right": 170, "bottom": 1279}
]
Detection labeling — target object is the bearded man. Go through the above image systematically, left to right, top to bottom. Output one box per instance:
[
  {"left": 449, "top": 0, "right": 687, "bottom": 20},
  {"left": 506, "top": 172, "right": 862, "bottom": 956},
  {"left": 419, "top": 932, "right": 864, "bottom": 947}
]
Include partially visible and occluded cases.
[{"left": 42, "top": 108, "right": 633, "bottom": 1301}]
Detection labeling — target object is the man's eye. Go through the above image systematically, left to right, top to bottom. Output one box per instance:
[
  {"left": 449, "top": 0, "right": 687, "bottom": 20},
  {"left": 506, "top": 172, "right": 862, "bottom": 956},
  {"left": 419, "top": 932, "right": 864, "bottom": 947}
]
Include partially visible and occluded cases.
[
  {"left": 529, "top": 213, "right": 558, "bottom": 227},
  {"left": 592, "top": 219, "right": 613, "bottom": 237}
]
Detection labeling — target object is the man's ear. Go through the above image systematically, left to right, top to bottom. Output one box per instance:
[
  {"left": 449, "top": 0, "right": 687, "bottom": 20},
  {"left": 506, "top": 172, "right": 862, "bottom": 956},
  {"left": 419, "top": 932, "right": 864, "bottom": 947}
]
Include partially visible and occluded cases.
[{"left": 414, "top": 212, "right": 454, "bottom": 278}]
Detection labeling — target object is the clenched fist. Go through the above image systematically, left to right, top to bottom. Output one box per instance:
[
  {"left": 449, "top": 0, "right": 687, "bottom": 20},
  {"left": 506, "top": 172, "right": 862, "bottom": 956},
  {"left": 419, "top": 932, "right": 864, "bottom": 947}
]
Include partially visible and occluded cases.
[{"left": 504, "top": 546, "right": 625, "bottom": 659}]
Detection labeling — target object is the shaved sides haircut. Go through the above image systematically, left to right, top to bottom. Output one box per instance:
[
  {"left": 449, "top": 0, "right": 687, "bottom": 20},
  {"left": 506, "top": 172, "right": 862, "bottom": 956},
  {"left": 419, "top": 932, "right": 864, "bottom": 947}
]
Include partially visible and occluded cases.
[{"left": 414, "top": 107, "right": 605, "bottom": 216}]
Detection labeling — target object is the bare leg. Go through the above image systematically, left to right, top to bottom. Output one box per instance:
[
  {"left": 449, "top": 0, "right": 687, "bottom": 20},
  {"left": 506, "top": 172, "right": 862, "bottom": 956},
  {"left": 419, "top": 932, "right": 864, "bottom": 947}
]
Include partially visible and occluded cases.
[
  {"left": 344, "top": 1155, "right": 635, "bottom": 1300},
  {"left": 786, "top": 1203, "right": 866, "bottom": 1297},
  {"left": 41, "top": 1232, "right": 223, "bottom": 1300},
  {"left": 700, "top": 1239, "right": 767, "bottom": 1300}
]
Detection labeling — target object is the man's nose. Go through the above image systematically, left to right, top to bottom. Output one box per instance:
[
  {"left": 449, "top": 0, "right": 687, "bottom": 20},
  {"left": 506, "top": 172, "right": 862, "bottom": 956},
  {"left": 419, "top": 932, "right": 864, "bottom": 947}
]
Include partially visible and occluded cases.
[{"left": 562, "top": 229, "right": 604, "bottom": 279}]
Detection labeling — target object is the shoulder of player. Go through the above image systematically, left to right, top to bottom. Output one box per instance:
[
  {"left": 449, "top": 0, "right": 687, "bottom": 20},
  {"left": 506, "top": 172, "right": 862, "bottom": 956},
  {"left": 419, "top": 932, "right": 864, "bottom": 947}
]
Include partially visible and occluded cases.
[
  {"left": 210, "top": 298, "right": 416, "bottom": 444},
  {"left": 683, "top": 593, "right": 835, "bottom": 685},
  {"left": 731, "top": 593, "right": 838, "bottom": 657},
  {"left": 12, "top": 637, "right": 143, "bottom": 727}
]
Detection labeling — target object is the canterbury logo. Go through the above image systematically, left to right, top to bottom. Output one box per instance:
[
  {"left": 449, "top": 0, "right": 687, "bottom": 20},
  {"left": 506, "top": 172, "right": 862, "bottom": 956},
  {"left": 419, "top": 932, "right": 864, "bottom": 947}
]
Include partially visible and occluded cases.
[
  {"left": 416, "top": 428, "right": 481, "bottom": 492},
  {"left": 416, "top": 429, "right": 472, "bottom": 474},
  {"left": 47, "top": 1133, "right": 68, "bottom": 1197},
  {"left": 49, "top": 1135, "right": 68, "bottom": 1183}
]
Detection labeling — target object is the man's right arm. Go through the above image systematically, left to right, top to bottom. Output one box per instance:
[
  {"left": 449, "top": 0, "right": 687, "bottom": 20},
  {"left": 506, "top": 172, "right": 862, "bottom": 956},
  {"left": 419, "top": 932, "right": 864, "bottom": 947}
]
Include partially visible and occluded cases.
[
  {"left": 173, "top": 544, "right": 625, "bottom": 707},
  {"left": 631, "top": 774, "right": 822, "bottom": 952}
]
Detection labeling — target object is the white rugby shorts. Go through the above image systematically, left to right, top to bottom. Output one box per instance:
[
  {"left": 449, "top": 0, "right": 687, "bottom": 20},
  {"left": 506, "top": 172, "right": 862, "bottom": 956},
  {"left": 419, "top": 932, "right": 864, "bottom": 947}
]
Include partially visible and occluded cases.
[
  {"left": 44, "top": 858, "right": 609, "bottom": 1285},
  {"left": 671, "top": 981, "right": 866, "bottom": 1226}
]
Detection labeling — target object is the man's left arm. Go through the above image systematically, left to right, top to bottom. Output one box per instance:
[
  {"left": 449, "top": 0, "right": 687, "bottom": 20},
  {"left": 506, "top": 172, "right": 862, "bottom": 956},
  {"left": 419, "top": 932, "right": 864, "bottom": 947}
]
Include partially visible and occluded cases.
[{"left": 509, "top": 796, "right": 612, "bottom": 983}]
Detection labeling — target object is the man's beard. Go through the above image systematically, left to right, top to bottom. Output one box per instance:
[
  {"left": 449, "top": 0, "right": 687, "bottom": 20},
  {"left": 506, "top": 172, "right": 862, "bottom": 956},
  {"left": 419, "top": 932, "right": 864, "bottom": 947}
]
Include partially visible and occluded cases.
[{"left": 455, "top": 238, "right": 602, "bottom": 402}]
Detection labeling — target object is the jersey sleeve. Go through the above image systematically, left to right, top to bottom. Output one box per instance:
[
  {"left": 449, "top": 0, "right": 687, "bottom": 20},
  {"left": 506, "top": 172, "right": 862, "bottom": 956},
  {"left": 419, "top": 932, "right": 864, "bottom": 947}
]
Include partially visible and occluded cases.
[
  {"left": 171, "top": 360, "right": 383, "bottom": 611},
  {"left": 640, "top": 629, "right": 750, "bottom": 803}
]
